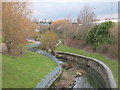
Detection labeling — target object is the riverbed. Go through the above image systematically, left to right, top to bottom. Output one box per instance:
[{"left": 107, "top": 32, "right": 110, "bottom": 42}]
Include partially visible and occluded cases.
[{"left": 50, "top": 55, "right": 107, "bottom": 88}]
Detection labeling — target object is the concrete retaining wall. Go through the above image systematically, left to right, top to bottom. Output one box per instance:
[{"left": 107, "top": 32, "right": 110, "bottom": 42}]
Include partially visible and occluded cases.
[
  {"left": 27, "top": 45, "right": 62, "bottom": 88},
  {"left": 56, "top": 51, "right": 117, "bottom": 88}
]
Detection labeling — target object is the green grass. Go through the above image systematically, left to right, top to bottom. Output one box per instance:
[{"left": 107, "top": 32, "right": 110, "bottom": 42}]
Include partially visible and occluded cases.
[
  {"left": 0, "top": 37, "right": 2, "bottom": 43},
  {"left": 55, "top": 44, "right": 118, "bottom": 86},
  {"left": 2, "top": 51, "right": 57, "bottom": 88},
  {"left": 0, "top": 53, "right": 2, "bottom": 90}
]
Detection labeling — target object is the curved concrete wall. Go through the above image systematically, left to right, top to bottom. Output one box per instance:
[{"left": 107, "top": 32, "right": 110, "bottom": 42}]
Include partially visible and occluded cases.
[
  {"left": 26, "top": 39, "right": 62, "bottom": 88},
  {"left": 27, "top": 46, "right": 62, "bottom": 88},
  {"left": 56, "top": 51, "right": 117, "bottom": 88}
]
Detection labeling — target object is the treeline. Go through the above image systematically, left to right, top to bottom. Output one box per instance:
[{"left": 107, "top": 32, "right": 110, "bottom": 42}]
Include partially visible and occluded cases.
[
  {"left": 31, "top": 5, "right": 118, "bottom": 60},
  {"left": 51, "top": 6, "right": 118, "bottom": 60},
  {"left": 52, "top": 20, "right": 118, "bottom": 60}
]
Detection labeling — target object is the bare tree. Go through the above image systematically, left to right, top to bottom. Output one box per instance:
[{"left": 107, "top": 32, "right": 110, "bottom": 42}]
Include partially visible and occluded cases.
[
  {"left": 2, "top": 2, "right": 36, "bottom": 55},
  {"left": 77, "top": 5, "right": 96, "bottom": 40},
  {"left": 78, "top": 5, "right": 96, "bottom": 28},
  {"left": 63, "top": 21, "right": 74, "bottom": 39}
]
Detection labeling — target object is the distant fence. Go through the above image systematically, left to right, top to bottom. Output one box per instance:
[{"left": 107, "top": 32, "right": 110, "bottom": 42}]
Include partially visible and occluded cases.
[
  {"left": 26, "top": 46, "right": 62, "bottom": 88},
  {"left": 56, "top": 51, "right": 117, "bottom": 88}
]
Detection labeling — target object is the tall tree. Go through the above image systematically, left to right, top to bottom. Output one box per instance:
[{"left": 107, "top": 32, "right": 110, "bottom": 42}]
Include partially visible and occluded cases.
[
  {"left": 2, "top": 2, "right": 36, "bottom": 55},
  {"left": 77, "top": 5, "right": 96, "bottom": 40},
  {"left": 78, "top": 5, "right": 96, "bottom": 28},
  {"left": 51, "top": 19, "right": 76, "bottom": 39}
]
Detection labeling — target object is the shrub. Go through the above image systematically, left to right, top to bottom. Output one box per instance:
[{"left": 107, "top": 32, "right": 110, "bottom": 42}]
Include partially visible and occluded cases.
[
  {"left": 86, "top": 21, "right": 115, "bottom": 51},
  {"left": 40, "top": 31, "right": 58, "bottom": 53}
]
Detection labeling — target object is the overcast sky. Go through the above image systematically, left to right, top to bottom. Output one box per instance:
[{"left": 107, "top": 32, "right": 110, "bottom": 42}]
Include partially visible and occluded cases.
[{"left": 30, "top": 0, "right": 118, "bottom": 20}]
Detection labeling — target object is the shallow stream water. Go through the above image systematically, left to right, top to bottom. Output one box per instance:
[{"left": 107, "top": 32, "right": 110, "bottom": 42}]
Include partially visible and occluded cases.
[
  {"left": 54, "top": 57, "right": 107, "bottom": 88},
  {"left": 73, "top": 67, "right": 107, "bottom": 88}
]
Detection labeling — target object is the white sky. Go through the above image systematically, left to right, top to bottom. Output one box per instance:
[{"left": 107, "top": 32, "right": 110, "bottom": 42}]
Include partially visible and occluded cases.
[
  {"left": 1, "top": 0, "right": 118, "bottom": 20},
  {"left": 1, "top": 0, "right": 118, "bottom": 2},
  {"left": 29, "top": 0, "right": 116, "bottom": 2},
  {"left": 31, "top": 1, "right": 118, "bottom": 20}
]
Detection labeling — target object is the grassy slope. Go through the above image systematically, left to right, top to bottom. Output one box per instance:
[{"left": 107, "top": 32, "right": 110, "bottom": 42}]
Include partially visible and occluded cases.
[
  {"left": 0, "top": 37, "right": 1, "bottom": 43},
  {"left": 55, "top": 44, "right": 118, "bottom": 86},
  {"left": 2, "top": 51, "right": 57, "bottom": 88},
  {"left": 0, "top": 53, "right": 1, "bottom": 89}
]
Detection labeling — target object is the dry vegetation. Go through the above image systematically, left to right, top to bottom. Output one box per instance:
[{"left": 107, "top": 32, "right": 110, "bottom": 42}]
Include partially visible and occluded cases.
[
  {"left": 0, "top": 2, "right": 2, "bottom": 40},
  {"left": 2, "top": 2, "right": 37, "bottom": 55},
  {"left": 52, "top": 5, "right": 118, "bottom": 60},
  {"left": 77, "top": 5, "right": 96, "bottom": 40},
  {"left": 63, "top": 23, "right": 118, "bottom": 60},
  {"left": 40, "top": 31, "right": 58, "bottom": 54}
]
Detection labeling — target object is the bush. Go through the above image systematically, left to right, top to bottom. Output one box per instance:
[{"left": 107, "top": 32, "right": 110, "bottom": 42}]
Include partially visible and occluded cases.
[
  {"left": 86, "top": 21, "right": 115, "bottom": 51},
  {"left": 40, "top": 31, "right": 58, "bottom": 53}
]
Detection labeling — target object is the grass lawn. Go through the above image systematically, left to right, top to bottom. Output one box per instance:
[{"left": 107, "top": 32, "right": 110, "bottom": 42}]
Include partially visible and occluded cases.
[
  {"left": 0, "top": 37, "right": 2, "bottom": 43},
  {"left": 55, "top": 44, "right": 118, "bottom": 86},
  {"left": 2, "top": 51, "right": 57, "bottom": 88},
  {"left": 0, "top": 53, "right": 1, "bottom": 89}
]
